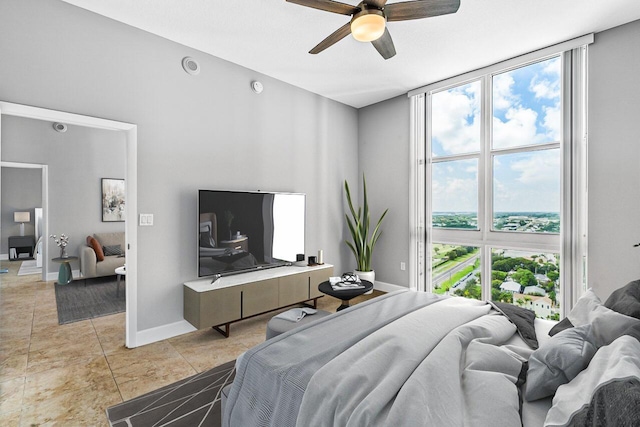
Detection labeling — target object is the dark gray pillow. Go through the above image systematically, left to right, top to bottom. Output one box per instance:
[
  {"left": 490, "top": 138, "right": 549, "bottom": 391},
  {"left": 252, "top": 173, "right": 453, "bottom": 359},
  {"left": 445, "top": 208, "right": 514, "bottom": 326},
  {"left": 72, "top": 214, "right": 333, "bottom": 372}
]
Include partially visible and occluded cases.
[
  {"left": 103, "top": 244, "right": 123, "bottom": 256},
  {"left": 604, "top": 279, "right": 640, "bottom": 319},
  {"left": 491, "top": 301, "right": 538, "bottom": 349},
  {"left": 549, "top": 317, "right": 574, "bottom": 336},
  {"left": 525, "top": 324, "right": 597, "bottom": 401}
]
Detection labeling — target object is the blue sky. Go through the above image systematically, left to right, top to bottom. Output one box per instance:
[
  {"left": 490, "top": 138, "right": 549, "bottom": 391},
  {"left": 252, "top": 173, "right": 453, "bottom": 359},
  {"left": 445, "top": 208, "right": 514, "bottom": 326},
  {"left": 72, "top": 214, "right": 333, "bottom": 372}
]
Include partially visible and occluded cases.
[{"left": 431, "top": 57, "right": 561, "bottom": 214}]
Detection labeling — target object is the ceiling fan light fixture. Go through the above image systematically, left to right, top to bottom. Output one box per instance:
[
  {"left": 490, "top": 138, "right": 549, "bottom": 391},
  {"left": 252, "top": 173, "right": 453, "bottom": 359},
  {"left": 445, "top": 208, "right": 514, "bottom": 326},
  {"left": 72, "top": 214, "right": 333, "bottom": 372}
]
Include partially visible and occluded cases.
[{"left": 351, "top": 9, "right": 386, "bottom": 42}]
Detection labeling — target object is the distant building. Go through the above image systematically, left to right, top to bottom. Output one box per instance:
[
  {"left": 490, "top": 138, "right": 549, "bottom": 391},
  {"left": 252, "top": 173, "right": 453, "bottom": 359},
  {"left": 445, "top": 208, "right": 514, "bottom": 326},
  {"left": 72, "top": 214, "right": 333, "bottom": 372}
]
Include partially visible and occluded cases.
[
  {"left": 535, "top": 274, "right": 550, "bottom": 284},
  {"left": 500, "top": 281, "right": 522, "bottom": 294},
  {"left": 524, "top": 285, "right": 547, "bottom": 296},
  {"left": 512, "top": 293, "right": 554, "bottom": 319}
]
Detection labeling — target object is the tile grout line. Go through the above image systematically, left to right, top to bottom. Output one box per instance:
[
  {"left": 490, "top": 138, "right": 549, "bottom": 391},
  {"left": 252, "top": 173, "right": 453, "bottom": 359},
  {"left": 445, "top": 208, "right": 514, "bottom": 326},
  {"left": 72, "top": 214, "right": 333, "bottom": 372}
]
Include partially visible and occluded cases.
[
  {"left": 20, "top": 267, "right": 41, "bottom": 426},
  {"left": 90, "top": 316, "right": 126, "bottom": 405},
  {"left": 167, "top": 339, "right": 200, "bottom": 375}
]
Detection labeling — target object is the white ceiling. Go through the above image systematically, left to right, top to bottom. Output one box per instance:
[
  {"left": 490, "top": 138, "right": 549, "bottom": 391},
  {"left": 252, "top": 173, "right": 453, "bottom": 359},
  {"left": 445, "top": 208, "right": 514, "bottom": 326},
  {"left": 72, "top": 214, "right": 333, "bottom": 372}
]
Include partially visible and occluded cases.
[{"left": 60, "top": 0, "right": 640, "bottom": 108}]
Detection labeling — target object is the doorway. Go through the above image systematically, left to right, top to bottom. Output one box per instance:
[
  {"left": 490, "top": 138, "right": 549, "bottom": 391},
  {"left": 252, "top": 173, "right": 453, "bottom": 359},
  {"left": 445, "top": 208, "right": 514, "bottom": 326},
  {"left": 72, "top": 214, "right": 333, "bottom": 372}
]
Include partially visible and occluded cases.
[
  {"left": 0, "top": 102, "right": 139, "bottom": 348},
  {"left": 0, "top": 162, "right": 48, "bottom": 281}
]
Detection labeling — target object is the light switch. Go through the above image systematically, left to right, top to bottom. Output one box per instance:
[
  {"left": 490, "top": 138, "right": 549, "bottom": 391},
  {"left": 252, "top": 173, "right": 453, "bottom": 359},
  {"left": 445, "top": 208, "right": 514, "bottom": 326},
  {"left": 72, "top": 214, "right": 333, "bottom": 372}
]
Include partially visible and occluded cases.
[{"left": 139, "top": 214, "right": 154, "bottom": 226}]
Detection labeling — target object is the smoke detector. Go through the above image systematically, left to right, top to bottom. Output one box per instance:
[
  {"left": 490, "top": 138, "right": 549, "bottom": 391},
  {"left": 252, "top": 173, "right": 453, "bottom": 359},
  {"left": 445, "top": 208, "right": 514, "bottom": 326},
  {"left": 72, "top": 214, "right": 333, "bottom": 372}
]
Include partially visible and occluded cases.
[
  {"left": 182, "top": 57, "right": 200, "bottom": 75},
  {"left": 52, "top": 122, "right": 67, "bottom": 133}
]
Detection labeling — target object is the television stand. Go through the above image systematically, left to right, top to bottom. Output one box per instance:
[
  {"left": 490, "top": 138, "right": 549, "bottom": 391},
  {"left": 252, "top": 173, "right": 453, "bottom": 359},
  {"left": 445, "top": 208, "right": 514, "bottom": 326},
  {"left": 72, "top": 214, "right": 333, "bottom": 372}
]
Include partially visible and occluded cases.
[
  {"left": 183, "top": 264, "right": 333, "bottom": 337},
  {"left": 211, "top": 296, "right": 320, "bottom": 338}
]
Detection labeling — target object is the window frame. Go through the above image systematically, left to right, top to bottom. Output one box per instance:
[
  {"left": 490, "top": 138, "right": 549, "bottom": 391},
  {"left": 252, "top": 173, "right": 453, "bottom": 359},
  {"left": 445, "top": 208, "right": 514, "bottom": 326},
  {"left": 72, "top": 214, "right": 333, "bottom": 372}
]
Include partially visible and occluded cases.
[{"left": 409, "top": 35, "right": 591, "bottom": 315}]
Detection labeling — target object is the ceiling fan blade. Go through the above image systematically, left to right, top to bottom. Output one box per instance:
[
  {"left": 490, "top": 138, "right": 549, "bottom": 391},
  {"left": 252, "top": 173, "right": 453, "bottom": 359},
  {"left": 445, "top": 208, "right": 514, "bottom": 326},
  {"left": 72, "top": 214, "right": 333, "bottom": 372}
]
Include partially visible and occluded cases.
[
  {"left": 286, "top": 0, "right": 359, "bottom": 16},
  {"left": 364, "top": 0, "right": 388, "bottom": 8},
  {"left": 385, "top": 0, "right": 460, "bottom": 22},
  {"left": 309, "top": 22, "right": 352, "bottom": 54},
  {"left": 371, "top": 28, "right": 396, "bottom": 59}
]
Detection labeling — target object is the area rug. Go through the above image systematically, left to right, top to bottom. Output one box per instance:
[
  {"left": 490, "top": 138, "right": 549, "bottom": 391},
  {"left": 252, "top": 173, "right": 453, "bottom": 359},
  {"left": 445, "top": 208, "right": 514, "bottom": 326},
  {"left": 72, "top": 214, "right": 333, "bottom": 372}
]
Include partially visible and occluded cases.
[
  {"left": 17, "top": 259, "right": 41, "bottom": 276},
  {"left": 54, "top": 276, "right": 125, "bottom": 324},
  {"left": 106, "top": 359, "right": 236, "bottom": 427}
]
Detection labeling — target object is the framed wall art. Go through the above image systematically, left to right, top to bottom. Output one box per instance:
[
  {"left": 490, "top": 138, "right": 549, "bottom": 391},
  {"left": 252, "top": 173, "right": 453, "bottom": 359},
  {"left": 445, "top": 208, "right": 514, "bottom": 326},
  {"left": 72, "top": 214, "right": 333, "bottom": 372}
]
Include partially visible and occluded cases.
[{"left": 102, "top": 178, "right": 125, "bottom": 222}]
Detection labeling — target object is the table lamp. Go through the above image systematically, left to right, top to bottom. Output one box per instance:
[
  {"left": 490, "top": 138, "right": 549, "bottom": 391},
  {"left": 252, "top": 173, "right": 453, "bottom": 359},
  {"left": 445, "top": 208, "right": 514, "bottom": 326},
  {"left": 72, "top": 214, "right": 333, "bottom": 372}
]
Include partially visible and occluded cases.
[{"left": 14, "top": 211, "right": 30, "bottom": 236}]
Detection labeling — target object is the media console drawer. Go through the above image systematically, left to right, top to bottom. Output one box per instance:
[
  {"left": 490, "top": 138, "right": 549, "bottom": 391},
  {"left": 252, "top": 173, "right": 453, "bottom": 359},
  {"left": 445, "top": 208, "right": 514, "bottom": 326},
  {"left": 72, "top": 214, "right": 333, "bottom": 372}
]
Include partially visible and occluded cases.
[{"left": 183, "top": 264, "right": 333, "bottom": 336}]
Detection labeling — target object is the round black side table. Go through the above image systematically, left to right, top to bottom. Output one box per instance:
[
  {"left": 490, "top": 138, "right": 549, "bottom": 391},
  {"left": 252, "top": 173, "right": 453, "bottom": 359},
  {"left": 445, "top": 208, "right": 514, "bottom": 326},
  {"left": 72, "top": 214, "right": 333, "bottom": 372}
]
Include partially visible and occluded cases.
[{"left": 318, "top": 280, "right": 373, "bottom": 311}]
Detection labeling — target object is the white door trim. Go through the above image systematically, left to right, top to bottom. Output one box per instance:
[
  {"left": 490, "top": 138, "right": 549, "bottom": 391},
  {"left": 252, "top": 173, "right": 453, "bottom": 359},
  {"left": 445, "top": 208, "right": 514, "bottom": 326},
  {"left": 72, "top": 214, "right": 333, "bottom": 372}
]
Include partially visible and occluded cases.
[{"left": 0, "top": 101, "right": 139, "bottom": 348}]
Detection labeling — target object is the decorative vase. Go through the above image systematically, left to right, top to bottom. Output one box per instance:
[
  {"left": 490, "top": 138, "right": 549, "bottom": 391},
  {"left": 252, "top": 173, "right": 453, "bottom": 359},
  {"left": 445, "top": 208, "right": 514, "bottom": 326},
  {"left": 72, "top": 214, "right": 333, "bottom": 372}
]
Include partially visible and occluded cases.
[
  {"left": 59, "top": 246, "right": 68, "bottom": 259},
  {"left": 355, "top": 270, "right": 375, "bottom": 295}
]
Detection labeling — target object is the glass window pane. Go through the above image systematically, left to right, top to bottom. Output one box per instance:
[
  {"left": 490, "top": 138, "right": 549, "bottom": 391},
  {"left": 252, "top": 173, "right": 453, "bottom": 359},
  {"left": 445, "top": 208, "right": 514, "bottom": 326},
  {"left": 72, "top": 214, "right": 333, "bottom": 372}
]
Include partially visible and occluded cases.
[
  {"left": 492, "top": 57, "right": 561, "bottom": 149},
  {"left": 432, "top": 80, "right": 481, "bottom": 157},
  {"left": 492, "top": 149, "right": 560, "bottom": 233},
  {"left": 432, "top": 159, "right": 478, "bottom": 230},
  {"left": 432, "top": 244, "right": 480, "bottom": 300},
  {"left": 491, "top": 249, "right": 560, "bottom": 320}
]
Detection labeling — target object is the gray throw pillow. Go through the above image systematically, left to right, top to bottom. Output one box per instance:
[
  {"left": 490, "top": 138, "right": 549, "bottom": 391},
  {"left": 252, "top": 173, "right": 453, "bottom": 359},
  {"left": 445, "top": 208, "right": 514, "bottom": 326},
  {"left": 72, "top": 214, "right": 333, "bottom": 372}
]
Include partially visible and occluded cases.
[
  {"left": 103, "top": 244, "right": 123, "bottom": 256},
  {"left": 604, "top": 279, "right": 640, "bottom": 319},
  {"left": 491, "top": 301, "right": 538, "bottom": 349},
  {"left": 525, "top": 324, "right": 597, "bottom": 401}
]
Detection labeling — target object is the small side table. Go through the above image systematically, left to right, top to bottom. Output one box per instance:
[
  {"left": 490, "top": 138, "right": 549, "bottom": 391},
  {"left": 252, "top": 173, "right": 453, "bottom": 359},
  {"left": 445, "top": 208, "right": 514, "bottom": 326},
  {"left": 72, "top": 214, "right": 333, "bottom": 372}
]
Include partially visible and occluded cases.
[
  {"left": 9, "top": 235, "right": 35, "bottom": 260},
  {"left": 52, "top": 256, "right": 78, "bottom": 285},
  {"left": 115, "top": 266, "right": 126, "bottom": 297},
  {"left": 318, "top": 280, "right": 373, "bottom": 311}
]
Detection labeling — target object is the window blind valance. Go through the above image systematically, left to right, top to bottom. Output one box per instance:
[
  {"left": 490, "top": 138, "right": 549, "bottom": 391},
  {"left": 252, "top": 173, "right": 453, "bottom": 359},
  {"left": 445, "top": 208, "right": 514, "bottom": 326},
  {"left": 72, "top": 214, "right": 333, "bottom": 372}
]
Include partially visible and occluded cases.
[{"left": 408, "top": 33, "right": 593, "bottom": 99}]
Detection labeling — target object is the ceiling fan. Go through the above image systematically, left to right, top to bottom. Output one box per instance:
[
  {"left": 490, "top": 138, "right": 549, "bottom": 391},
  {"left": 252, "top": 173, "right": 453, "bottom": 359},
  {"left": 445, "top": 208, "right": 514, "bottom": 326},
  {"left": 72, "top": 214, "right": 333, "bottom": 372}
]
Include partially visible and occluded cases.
[{"left": 286, "top": 0, "right": 461, "bottom": 59}]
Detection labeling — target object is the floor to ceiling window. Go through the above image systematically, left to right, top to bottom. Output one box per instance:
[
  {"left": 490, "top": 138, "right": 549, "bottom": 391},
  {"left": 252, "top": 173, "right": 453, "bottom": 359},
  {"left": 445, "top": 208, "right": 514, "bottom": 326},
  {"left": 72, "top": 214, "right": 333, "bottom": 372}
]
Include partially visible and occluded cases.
[{"left": 409, "top": 36, "right": 591, "bottom": 317}]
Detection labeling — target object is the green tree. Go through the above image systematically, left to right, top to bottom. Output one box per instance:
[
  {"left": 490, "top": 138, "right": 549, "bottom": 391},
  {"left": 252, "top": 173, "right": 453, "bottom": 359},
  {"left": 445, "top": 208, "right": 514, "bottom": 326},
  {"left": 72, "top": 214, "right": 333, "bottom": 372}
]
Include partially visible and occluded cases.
[
  {"left": 455, "top": 247, "right": 468, "bottom": 257},
  {"left": 512, "top": 268, "right": 537, "bottom": 287},
  {"left": 492, "top": 270, "right": 507, "bottom": 281},
  {"left": 548, "top": 270, "right": 560, "bottom": 282},
  {"left": 454, "top": 281, "right": 482, "bottom": 300}
]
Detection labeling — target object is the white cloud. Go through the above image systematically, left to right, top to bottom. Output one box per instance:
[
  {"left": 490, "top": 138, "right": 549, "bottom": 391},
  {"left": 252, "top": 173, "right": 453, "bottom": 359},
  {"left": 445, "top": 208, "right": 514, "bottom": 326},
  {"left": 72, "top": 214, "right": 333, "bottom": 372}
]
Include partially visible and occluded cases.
[
  {"left": 493, "top": 73, "right": 517, "bottom": 111},
  {"left": 530, "top": 77, "right": 560, "bottom": 100},
  {"left": 432, "top": 82, "right": 481, "bottom": 155},
  {"left": 541, "top": 103, "right": 561, "bottom": 142},
  {"left": 492, "top": 107, "right": 541, "bottom": 148},
  {"left": 511, "top": 150, "right": 560, "bottom": 185},
  {"left": 432, "top": 177, "right": 477, "bottom": 212}
]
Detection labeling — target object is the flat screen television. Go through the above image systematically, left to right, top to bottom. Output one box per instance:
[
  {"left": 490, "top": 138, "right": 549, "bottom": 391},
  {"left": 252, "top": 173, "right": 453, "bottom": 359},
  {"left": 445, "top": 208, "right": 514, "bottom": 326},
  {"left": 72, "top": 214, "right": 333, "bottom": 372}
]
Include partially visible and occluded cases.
[{"left": 198, "top": 189, "right": 305, "bottom": 278}]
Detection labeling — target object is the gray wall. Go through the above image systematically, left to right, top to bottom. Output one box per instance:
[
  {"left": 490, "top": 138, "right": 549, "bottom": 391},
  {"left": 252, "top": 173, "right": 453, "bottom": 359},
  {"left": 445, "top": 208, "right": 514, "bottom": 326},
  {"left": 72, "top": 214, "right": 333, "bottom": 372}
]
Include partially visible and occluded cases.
[
  {"left": 0, "top": 0, "right": 358, "bottom": 332},
  {"left": 587, "top": 19, "right": 640, "bottom": 299},
  {"left": 359, "top": 20, "right": 640, "bottom": 301},
  {"left": 357, "top": 95, "right": 411, "bottom": 287},
  {"left": 1, "top": 116, "right": 126, "bottom": 273},
  {"left": 1, "top": 167, "right": 42, "bottom": 253}
]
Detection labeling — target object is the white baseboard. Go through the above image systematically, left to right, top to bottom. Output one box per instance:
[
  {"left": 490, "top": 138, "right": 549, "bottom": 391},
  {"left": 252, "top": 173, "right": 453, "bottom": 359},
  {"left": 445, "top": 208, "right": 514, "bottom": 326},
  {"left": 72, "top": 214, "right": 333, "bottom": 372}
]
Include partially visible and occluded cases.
[
  {"left": 0, "top": 253, "right": 8, "bottom": 261},
  {"left": 374, "top": 280, "right": 409, "bottom": 293},
  {"left": 133, "top": 320, "right": 197, "bottom": 348}
]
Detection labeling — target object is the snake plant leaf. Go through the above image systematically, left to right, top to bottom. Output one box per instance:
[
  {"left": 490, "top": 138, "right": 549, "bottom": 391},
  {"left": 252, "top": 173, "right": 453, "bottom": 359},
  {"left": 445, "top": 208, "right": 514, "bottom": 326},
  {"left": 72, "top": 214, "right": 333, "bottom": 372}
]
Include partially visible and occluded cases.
[{"left": 344, "top": 174, "right": 388, "bottom": 272}]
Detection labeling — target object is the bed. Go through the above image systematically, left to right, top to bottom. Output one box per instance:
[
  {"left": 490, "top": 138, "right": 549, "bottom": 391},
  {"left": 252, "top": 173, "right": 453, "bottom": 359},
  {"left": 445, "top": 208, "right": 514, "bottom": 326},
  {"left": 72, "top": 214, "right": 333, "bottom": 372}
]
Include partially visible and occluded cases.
[{"left": 222, "top": 281, "right": 640, "bottom": 427}]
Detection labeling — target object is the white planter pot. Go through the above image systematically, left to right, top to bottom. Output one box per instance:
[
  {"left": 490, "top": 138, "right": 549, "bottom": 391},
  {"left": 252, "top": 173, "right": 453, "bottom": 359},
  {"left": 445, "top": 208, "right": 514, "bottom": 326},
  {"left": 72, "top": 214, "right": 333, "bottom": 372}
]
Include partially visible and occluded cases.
[{"left": 355, "top": 270, "right": 375, "bottom": 295}]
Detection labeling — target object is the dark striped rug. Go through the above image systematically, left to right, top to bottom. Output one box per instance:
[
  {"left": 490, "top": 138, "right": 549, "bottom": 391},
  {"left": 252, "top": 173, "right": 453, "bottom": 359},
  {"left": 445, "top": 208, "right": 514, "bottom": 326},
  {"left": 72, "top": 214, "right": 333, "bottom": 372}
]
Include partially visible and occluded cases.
[{"left": 106, "top": 360, "right": 236, "bottom": 427}]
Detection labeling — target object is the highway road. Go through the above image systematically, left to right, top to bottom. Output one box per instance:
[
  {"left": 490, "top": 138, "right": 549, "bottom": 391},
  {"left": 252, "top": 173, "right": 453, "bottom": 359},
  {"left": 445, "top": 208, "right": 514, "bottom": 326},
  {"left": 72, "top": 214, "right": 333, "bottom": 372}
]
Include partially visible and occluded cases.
[{"left": 433, "top": 253, "right": 480, "bottom": 289}]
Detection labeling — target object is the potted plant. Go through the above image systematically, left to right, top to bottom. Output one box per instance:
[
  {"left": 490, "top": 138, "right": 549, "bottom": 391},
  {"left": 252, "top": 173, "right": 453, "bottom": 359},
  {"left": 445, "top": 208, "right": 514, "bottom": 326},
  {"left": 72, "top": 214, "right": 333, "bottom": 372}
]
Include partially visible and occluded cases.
[{"left": 344, "top": 174, "right": 388, "bottom": 292}]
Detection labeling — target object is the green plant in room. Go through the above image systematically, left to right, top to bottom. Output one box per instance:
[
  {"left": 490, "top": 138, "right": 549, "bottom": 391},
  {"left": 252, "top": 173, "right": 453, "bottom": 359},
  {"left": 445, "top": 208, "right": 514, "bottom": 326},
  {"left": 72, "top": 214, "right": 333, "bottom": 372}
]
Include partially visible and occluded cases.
[{"left": 344, "top": 174, "right": 388, "bottom": 272}]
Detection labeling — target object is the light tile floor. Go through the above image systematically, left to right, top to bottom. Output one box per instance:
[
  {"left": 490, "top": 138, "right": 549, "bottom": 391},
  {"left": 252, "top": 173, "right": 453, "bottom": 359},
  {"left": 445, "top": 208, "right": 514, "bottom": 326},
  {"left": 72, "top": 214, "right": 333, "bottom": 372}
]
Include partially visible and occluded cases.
[{"left": 0, "top": 260, "right": 382, "bottom": 426}]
